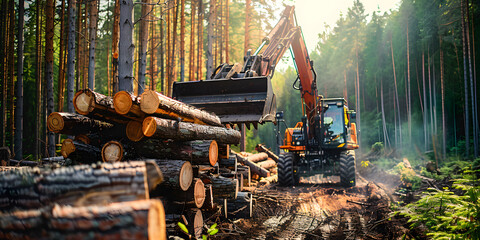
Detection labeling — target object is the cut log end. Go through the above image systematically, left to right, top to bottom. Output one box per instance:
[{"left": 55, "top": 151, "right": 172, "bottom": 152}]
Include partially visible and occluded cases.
[
  {"left": 73, "top": 90, "right": 94, "bottom": 115},
  {"left": 140, "top": 90, "right": 160, "bottom": 114},
  {"left": 113, "top": 91, "right": 134, "bottom": 115},
  {"left": 47, "top": 112, "right": 64, "bottom": 132},
  {"left": 142, "top": 116, "right": 158, "bottom": 137},
  {"left": 126, "top": 121, "right": 144, "bottom": 142},
  {"left": 61, "top": 139, "right": 75, "bottom": 158},
  {"left": 209, "top": 140, "right": 219, "bottom": 166},
  {"left": 101, "top": 141, "right": 124, "bottom": 162},
  {"left": 179, "top": 161, "right": 193, "bottom": 191},
  {"left": 193, "top": 179, "right": 206, "bottom": 208},
  {"left": 147, "top": 200, "right": 167, "bottom": 240}
]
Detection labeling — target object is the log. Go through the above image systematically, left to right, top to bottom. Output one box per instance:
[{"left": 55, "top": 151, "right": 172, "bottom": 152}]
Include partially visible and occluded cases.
[
  {"left": 73, "top": 89, "right": 131, "bottom": 124},
  {"left": 113, "top": 90, "right": 145, "bottom": 119},
  {"left": 140, "top": 90, "right": 222, "bottom": 126},
  {"left": 47, "top": 112, "right": 114, "bottom": 135},
  {"left": 143, "top": 116, "right": 241, "bottom": 144},
  {"left": 126, "top": 120, "right": 145, "bottom": 142},
  {"left": 61, "top": 139, "right": 102, "bottom": 163},
  {"left": 133, "top": 139, "right": 218, "bottom": 166},
  {"left": 101, "top": 140, "right": 124, "bottom": 162},
  {"left": 255, "top": 143, "right": 279, "bottom": 162},
  {"left": 218, "top": 144, "right": 230, "bottom": 159},
  {"left": 234, "top": 151, "right": 270, "bottom": 178},
  {"left": 246, "top": 152, "right": 268, "bottom": 163},
  {"left": 219, "top": 155, "right": 237, "bottom": 169},
  {"left": 8, "top": 159, "right": 39, "bottom": 167},
  {"left": 154, "top": 159, "right": 193, "bottom": 191},
  {"left": 257, "top": 159, "right": 276, "bottom": 170},
  {"left": 0, "top": 161, "right": 161, "bottom": 210},
  {"left": 237, "top": 165, "right": 251, "bottom": 187},
  {"left": 259, "top": 175, "right": 278, "bottom": 185},
  {"left": 205, "top": 176, "right": 238, "bottom": 200},
  {"left": 160, "top": 178, "right": 205, "bottom": 209},
  {"left": 201, "top": 184, "right": 215, "bottom": 210},
  {"left": 227, "top": 192, "right": 253, "bottom": 219},
  {"left": 48, "top": 199, "right": 166, "bottom": 240},
  {"left": 0, "top": 200, "right": 167, "bottom": 239},
  {"left": 0, "top": 208, "right": 48, "bottom": 239},
  {"left": 165, "top": 208, "right": 203, "bottom": 239}
]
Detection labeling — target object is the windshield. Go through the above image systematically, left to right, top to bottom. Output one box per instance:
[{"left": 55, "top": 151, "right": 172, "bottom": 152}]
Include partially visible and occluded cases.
[{"left": 323, "top": 104, "right": 345, "bottom": 144}]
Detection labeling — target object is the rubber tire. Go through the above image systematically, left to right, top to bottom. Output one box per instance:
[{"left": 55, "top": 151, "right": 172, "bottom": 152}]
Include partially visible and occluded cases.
[
  {"left": 278, "top": 152, "right": 295, "bottom": 186},
  {"left": 339, "top": 152, "right": 356, "bottom": 187}
]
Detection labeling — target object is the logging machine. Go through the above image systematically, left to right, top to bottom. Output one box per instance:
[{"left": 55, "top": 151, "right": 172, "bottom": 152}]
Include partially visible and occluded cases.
[{"left": 173, "top": 6, "right": 358, "bottom": 187}]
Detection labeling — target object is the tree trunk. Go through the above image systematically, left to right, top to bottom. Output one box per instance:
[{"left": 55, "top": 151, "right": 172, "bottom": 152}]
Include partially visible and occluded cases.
[
  {"left": 7, "top": 0, "right": 14, "bottom": 150},
  {"left": 14, "top": 0, "right": 24, "bottom": 160},
  {"left": 35, "top": 0, "right": 43, "bottom": 159},
  {"left": 57, "top": 0, "right": 66, "bottom": 112},
  {"left": 67, "top": 0, "right": 76, "bottom": 113},
  {"left": 87, "top": 0, "right": 98, "bottom": 90},
  {"left": 111, "top": 0, "right": 120, "bottom": 95},
  {"left": 119, "top": 0, "right": 134, "bottom": 93},
  {"left": 137, "top": 0, "right": 150, "bottom": 95},
  {"left": 180, "top": 0, "right": 185, "bottom": 82},
  {"left": 189, "top": 0, "right": 196, "bottom": 81},
  {"left": 206, "top": 0, "right": 215, "bottom": 79},
  {"left": 461, "top": 0, "right": 470, "bottom": 157},
  {"left": 466, "top": 0, "right": 478, "bottom": 157},
  {"left": 197, "top": 1, "right": 204, "bottom": 79},
  {"left": 406, "top": 20, "right": 412, "bottom": 145},
  {"left": 390, "top": 35, "right": 401, "bottom": 150},
  {"left": 440, "top": 38, "right": 446, "bottom": 158},
  {"left": 422, "top": 52, "right": 427, "bottom": 151},
  {"left": 140, "top": 90, "right": 222, "bottom": 126},
  {"left": 47, "top": 112, "right": 114, "bottom": 135},
  {"left": 143, "top": 116, "right": 240, "bottom": 144},
  {"left": 61, "top": 139, "right": 102, "bottom": 163},
  {"left": 134, "top": 139, "right": 219, "bottom": 166},
  {"left": 154, "top": 159, "right": 193, "bottom": 191},
  {"left": 0, "top": 161, "right": 161, "bottom": 210},
  {"left": 206, "top": 176, "right": 238, "bottom": 199},
  {"left": 0, "top": 199, "right": 167, "bottom": 240}
]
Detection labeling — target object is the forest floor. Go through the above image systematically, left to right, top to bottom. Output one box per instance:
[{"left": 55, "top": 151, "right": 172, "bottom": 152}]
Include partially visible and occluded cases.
[{"left": 214, "top": 159, "right": 426, "bottom": 240}]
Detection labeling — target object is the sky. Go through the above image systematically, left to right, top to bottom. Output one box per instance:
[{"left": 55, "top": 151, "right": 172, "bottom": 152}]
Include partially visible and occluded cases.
[
  {"left": 272, "top": 0, "right": 401, "bottom": 70},
  {"left": 293, "top": 0, "right": 401, "bottom": 51}
]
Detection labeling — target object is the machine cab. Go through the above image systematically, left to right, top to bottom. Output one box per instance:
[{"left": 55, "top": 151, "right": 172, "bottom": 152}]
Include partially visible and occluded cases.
[{"left": 322, "top": 98, "right": 358, "bottom": 150}]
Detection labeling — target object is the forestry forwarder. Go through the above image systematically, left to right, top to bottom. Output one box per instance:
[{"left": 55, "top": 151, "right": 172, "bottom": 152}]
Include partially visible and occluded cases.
[{"left": 172, "top": 6, "right": 359, "bottom": 187}]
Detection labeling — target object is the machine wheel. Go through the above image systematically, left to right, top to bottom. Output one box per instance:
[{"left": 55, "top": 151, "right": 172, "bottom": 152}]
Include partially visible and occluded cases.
[
  {"left": 278, "top": 152, "right": 296, "bottom": 186},
  {"left": 339, "top": 152, "right": 356, "bottom": 187}
]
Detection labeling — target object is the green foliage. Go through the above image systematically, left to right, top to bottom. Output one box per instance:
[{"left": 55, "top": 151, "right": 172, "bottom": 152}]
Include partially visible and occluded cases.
[
  {"left": 372, "top": 142, "right": 384, "bottom": 153},
  {"left": 391, "top": 162, "right": 422, "bottom": 190},
  {"left": 398, "top": 169, "right": 480, "bottom": 239}
]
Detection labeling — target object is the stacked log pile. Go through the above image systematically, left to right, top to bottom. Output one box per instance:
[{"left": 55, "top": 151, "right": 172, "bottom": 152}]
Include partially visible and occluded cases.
[{"left": 2, "top": 88, "right": 281, "bottom": 238}]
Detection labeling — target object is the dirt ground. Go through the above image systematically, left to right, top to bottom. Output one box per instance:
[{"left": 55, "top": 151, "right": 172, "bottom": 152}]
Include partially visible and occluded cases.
[{"left": 213, "top": 163, "right": 423, "bottom": 240}]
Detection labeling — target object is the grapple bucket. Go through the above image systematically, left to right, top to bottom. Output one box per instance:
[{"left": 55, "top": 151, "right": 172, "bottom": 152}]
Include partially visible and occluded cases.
[{"left": 172, "top": 76, "right": 276, "bottom": 124}]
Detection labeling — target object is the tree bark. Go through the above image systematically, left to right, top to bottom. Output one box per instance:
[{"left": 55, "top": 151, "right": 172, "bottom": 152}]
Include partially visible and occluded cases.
[
  {"left": 14, "top": 0, "right": 24, "bottom": 160},
  {"left": 57, "top": 0, "right": 66, "bottom": 112},
  {"left": 67, "top": 0, "right": 76, "bottom": 113},
  {"left": 88, "top": 0, "right": 98, "bottom": 90},
  {"left": 119, "top": 0, "right": 134, "bottom": 93},
  {"left": 137, "top": 0, "right": 150, "bottom": 95},
  {"left": 180, "top": 0, "right": 185, "bottom": 82},
  {"left": 206, "top": 0, "right": 216, "bottom": 79},
  {"left": 461, "top": 0, "right": 469, "bottom": 156},
  {"left": 466, "top": 0, "right": 478, "bottom": 157},
  {"left": 440, "top": 38, "right": 446, "bottom": 158},
  {"left": 74, "top": 89, "right": 132, "bottom": 124},
  {"left": 140, "top": 90, "right": 222, "bottom": 126},
  {"left": 47, "top": 112, "right": 114, "bottom": 135},
  {"left": 142, "top": 116, "right": 240, "bottom": 144},
  {"left": 61, "top": 139, "right": 102, "bottom": 163},
  {"left": 134, "top": 139, "right": 218, "bottom": 166},
  {"left": 154, "top": 159, "right": 193, "bottom": 191},
  {"left": 0, "top": 161, "right": 161, "bottom": 210},
  {"left": 236, "top": 165, "right": 250, "bottom": 187},
  {"left": 206, "top": 176, "right": 238, "bottom": 200},
  {"left": 164, "top": 178, "right": 206, "bottom": 209},
  {"left": 227, "top": 191, "right": 252, "bottom": 219},
  {"left": 0, "top": 199, "right": 167, "bottom": 240}
]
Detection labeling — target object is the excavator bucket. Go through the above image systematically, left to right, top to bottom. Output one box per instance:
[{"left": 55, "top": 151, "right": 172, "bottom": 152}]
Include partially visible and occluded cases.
[{"left": 172, "top": 76, "right": 276, "bottom": 125}]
